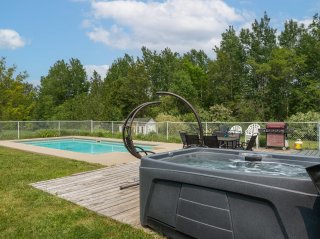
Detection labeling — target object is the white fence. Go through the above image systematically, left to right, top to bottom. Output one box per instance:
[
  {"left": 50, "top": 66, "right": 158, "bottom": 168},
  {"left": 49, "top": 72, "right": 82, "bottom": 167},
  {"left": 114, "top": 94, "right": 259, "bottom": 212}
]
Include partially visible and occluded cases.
[{"left": 0, "top": 120, "right": 320, "bottom": 150}]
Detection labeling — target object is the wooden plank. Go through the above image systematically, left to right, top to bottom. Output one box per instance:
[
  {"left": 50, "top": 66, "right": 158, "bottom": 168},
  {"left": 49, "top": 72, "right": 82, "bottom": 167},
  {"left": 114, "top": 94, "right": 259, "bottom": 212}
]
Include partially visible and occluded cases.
[
  {"left": 293, "top": 150, "right": 320, "bottom": 157},
  {"left": 310, "top": 150, "right": 320, "bottom": 157},
  {"left": 31, "top": 161, "right": 142, "bottom": 228},
  {"left": 32, "top": 162, "right": 139, "bottom": 187},
  {"left": 32, "top": 165, "right": 138, "bottom": 190},
  {"left": 33, "top": 165, "right": 138, "bottom": 190},
  {"left": 54, "top": 171, "right": 138, "bottom": 197},
  {"left": 57, "top": 176, "right": 138, "bottom": 201},
  {"left": 55, "top": 177, "right": 139, "bottom": 205},
  {"left": 80, "top": 187, "right": 139, "bottom": 206},
  {"left": 89, "top": 192, "right": 139, "bottom": 211},
  {"left": 100, "top": 197, "right": 140, "bottom": 217},
  {"left": 112, "top": 206, "right": 140, "bottom": 225}
]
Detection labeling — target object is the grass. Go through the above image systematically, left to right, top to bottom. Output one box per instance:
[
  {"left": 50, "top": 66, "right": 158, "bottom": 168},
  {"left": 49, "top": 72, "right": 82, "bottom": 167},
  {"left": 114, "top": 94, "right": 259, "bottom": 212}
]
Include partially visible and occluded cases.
[{"left": 0, "top": 146, "right": 161, "bottom": 239}]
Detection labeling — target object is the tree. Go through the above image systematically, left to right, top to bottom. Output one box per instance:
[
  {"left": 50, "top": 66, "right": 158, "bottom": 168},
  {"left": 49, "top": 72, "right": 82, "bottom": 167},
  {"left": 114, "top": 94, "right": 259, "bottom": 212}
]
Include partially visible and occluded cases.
[
  {"left": 240, "top": 12, "right": 278, "bottom": 120},
  {"left": 240, "top": 12, "right": 277, "bottom": 62},
  {"left": 293, "top": 14, "right": 320, "bottom": 113},
  {"left": 279, "top": 20, "right": 305, "bottom": 49},
  {"left": 208, "top": 26, "right": 246, "bottom": 114},
  {"left": 141, "top": 47, "right": 181, "bottom": 97},
  {"left": 261, "top": 48, "right": 305, "bottom": 120},
  {"left": 182, "top": 49, "right": 210, "bottom": 107},
  {"left": 104, "top": 54, "right": 135, "bottom": 83},
  {"left": 0, "top": 58, "right": 36, "bottom": 120},
  {"left": 36, "top": 58, "right": 89, "bottom": 119},
  {"left": 103, "top": 60, "right": 151, "bottom": 120},
  {"left": 54, "top": 70, "right": 106, "bottom": 120},
  {"left": 85, "top": 70, "right": 105, "bottom": 120},
  {"left": 90, "top": 70, "right": 103, "bottom": 96},
  {"left": 164, "top": 70, "right": 198, "bottom": 116},
  {"left": 53, "top": 93, "right": 91, "bottom": 120},
  {"left": 208, "top": 104, "right": 234, "bottom": 122},
  {"left": 287, "top": 111, "right": 320, "bottom": 122}
]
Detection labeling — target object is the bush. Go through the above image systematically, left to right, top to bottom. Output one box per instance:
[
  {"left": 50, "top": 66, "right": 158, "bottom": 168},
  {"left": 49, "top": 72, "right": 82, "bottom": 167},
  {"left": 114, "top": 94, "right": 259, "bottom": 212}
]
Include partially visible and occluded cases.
[
  {"left": 209, "top": 104, "right": 235, "bottom": 122},
  {"left": 287, "top": 111, "right": 320, "bottom": 141},
  {"left": 287, "top": 111, "right": 320, "bottom": 122},
  {"left": 155, "top": 113, "right": 181, "bottom": 122},
  {"left": 35, "top": 129, "right": 59, "bottom": 138},
  {"left": 0, "top": 130, "right": 18, "bottom": 140},
  {"left": 91, "top": 130, "right": 106, "bottom": 137}
]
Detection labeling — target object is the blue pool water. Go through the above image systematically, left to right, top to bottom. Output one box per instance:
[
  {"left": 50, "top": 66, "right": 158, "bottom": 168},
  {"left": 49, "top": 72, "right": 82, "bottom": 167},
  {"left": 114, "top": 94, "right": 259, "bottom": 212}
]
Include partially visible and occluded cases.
[{"left": 21, "top": 138, "right": 152, "bottom": 154}]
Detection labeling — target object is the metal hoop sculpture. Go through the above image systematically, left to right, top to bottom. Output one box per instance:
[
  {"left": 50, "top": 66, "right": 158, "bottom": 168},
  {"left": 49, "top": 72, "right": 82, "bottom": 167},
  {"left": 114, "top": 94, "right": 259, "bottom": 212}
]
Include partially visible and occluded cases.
[
  {"left": 122, "top": 91, "right": 204, "bottom": 159},
  {"left": 156, "top": 91, "right": 204, "bottom": 147},
  {"left": 122, "top": 101, "right": 161, "bottom": 159}
]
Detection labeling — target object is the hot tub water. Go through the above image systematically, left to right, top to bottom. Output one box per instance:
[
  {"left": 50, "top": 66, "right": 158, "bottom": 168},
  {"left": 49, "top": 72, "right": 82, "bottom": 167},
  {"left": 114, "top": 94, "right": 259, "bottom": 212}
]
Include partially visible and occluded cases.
[{"left": 161, "top": 152, "right": 309, "bottom": 178}]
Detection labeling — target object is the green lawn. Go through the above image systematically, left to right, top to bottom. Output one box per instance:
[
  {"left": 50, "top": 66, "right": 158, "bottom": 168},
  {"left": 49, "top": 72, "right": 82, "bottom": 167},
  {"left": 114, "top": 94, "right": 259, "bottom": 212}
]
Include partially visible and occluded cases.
[{"left": 0, "top": 146, "right": 161, "bottom": 239}]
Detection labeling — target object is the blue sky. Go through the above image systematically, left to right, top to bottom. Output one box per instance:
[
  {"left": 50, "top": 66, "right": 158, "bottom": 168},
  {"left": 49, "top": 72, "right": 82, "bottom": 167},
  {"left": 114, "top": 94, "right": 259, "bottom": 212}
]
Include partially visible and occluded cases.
[{"left": 1, "top": 0, "right": 319, "bottom": 85}]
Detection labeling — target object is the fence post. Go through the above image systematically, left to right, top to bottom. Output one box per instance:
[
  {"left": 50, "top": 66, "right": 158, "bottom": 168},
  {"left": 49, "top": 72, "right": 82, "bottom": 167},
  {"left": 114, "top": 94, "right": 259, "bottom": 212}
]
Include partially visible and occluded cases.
[
  {"left": 90, "top": 120, "right": 93, "bottom": 134},
  {"left": 17, "top": 121, "right": 20, "bottom": 139},
  {"left": 58, "top": 121, "right": 61, "bottom": 136},
  {"left": 112, "top": 121, "right": 114, "bottom": 135},
  {"left": 166, "top": 121, "right": 169, "bottom": 141},
  {"left": 205, "top": 122, "right": 208, "bottom": 135}
]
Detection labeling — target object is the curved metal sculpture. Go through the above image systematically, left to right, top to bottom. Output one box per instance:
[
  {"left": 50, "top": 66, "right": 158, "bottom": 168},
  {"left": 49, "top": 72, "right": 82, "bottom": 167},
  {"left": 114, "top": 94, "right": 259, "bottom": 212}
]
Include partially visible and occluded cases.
[
  {"left": 122, "top": 91, "right": 204, "bottom": 159},
  {"left": 156, "top": 91, "right": 204, "bottom": 147},
  {"left": 122, "top": 101, "right": 161, "bottom": 159}
]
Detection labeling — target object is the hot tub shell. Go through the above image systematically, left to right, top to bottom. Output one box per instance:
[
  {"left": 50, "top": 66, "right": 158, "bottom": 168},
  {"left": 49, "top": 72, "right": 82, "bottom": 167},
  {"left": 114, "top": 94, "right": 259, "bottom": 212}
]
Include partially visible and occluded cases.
[{"left": 140, "top": 148, "right": 320, "bottom": 239}]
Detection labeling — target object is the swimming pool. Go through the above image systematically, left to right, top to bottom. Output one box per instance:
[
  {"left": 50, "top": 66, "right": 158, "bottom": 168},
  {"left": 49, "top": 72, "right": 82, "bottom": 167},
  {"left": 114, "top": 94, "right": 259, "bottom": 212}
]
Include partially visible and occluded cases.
[{"left": 21, "top": 138, "right": 152, "bottom": 154}]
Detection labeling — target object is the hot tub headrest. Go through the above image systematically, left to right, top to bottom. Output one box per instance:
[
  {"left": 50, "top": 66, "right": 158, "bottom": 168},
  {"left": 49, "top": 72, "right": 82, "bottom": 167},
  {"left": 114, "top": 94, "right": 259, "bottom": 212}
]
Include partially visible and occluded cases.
[
  {"left": 240, "top": 153, "right": 268, "bottom": 162},
  {"left": 244, "top": 155, "right": 262, "bottom": 162},
  {"left": 306, "top": 164, "right": 320, "bottom": 194}
]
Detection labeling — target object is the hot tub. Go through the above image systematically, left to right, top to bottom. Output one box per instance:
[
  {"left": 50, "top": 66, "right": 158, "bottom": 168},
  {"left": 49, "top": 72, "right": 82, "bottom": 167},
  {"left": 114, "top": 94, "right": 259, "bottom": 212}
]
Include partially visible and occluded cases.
[{"left": 140, "top": 148, "right": 320, "bottom": 239}]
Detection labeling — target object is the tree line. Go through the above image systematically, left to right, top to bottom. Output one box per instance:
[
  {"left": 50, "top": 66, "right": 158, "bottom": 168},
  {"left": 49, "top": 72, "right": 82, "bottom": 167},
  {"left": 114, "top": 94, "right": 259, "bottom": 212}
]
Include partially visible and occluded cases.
[{"left": 1, "top": 13, "right": 320, "bottom": 122}]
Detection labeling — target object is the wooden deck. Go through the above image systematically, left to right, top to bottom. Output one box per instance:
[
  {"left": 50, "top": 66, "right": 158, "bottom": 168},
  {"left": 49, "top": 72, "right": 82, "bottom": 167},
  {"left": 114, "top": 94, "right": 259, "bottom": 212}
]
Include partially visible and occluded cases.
[
  {"left": 294, "top": 149, "right": 320, "bottom": 157},
  {"left": 31, "top": 161, "right": 141, "bottom": 227}
]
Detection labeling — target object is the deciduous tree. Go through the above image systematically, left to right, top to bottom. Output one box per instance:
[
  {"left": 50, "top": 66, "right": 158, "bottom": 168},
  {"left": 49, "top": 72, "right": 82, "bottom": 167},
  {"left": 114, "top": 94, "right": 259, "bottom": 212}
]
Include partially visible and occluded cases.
[{"left": 0, "top": 58, "right": 36, "bottom": 120}]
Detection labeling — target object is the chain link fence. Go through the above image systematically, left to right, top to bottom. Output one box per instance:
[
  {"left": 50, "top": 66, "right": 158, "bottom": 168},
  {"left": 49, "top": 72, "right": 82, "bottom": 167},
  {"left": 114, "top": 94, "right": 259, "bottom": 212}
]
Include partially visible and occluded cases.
[{"left": 1, "top": 120, "right": 319, "bottom": 149}]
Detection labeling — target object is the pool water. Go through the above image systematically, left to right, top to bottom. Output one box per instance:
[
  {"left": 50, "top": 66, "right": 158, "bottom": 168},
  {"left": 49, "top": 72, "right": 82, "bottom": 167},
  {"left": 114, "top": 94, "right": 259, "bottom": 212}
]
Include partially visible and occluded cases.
[
  {"left": 22, "top": 138, "right": 152, "bottom": 154},
  {"left": 163, "top": 152, "right": 309, "bottom": 178}
]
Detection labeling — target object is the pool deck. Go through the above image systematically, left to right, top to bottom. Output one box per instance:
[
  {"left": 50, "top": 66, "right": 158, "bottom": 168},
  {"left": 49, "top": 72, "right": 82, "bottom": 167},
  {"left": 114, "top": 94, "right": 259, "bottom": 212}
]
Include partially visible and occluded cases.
[
  {"left": 0, "top": 136, "right": 181, "bottom": 166},
  {"left": 253, "top": 147, "right": 320, "bottom": 158},
  {"left": 31, "top": 161, "right": 142, "bottom": 227}
]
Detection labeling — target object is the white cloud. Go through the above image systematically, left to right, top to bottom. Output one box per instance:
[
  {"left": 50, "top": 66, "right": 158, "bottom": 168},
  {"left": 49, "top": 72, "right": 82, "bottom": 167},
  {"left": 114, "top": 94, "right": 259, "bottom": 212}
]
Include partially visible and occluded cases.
[
  {"left": 85, "top": 0, "right": 248, "bottom": 53},
  {"left": 297, "top": 18, "right": 313, "bottom": 27},
  {"left": 82, "top": 19, "right": 94, "bottom": 28},
  {"left": 87, "top": 26, "right": 131, "bottom": 49},
  {"left": 0, "top": 29, "right": 26, "bottom": 49},
  {"left": 84, "top": 64, "right": 109, "bottom": 79}
]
